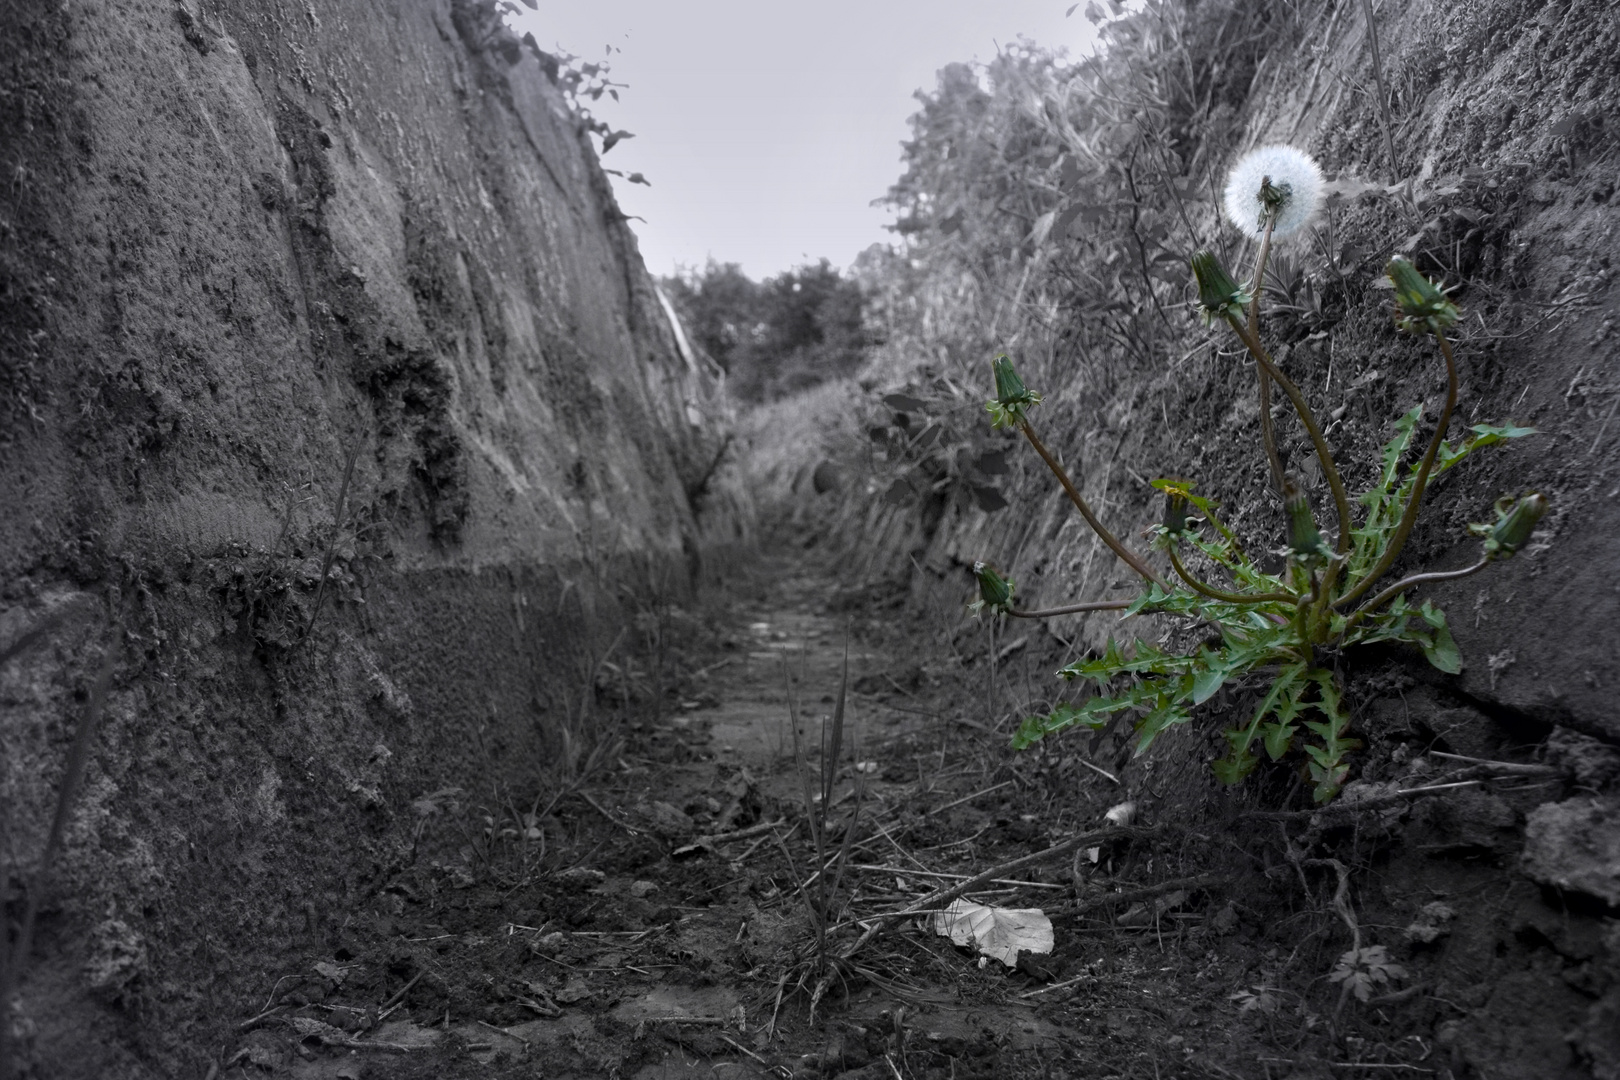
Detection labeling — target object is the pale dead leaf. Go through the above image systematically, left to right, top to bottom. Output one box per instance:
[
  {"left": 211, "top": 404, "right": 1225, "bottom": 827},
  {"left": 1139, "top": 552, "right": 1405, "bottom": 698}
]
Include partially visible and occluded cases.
[{"left": 931, "top": 899, "right": 1054, "bottom": 968}]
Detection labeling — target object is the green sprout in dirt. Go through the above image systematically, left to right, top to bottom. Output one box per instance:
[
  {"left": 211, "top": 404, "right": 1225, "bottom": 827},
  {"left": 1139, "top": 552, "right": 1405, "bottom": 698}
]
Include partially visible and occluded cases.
[{"left": 979, "top": 158, "right": 1544, "bottom": 802}]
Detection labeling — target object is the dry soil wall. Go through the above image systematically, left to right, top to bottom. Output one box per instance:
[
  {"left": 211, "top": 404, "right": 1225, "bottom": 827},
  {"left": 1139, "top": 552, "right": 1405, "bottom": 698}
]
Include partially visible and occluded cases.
[{"left": 1, "top": 1, "right": 724, "bottom": 1074}]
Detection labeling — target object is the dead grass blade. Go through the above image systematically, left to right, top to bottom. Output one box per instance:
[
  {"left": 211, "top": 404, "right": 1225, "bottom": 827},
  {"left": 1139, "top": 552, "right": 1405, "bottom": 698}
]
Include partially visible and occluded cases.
[{"left": 821, "top": 633, "right": 864, "bottom": 930}]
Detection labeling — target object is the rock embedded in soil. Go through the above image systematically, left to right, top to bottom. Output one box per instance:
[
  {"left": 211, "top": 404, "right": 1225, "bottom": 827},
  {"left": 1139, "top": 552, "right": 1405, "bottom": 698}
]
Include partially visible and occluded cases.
[{"left": 1521, "top": 797, "right": 1620, "bottom": 906}]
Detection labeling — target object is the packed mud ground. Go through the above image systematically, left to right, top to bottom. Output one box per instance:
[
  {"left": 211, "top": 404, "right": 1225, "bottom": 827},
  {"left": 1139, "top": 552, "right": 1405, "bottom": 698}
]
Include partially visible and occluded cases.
[{"left": 202, "top": 542, "right": 1616, "bottom": 1080}]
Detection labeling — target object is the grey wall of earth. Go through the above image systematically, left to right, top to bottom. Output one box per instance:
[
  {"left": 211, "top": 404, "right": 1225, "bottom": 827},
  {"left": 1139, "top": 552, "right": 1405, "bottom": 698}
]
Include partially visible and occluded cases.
[{"left": 0, "top": 0, "right": 727, "bottom": 1073}]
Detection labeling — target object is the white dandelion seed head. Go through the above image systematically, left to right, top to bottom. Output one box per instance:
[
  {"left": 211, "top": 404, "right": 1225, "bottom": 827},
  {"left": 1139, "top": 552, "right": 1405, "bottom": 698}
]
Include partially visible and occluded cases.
[{"left": 1222, "top": 145, "right": 1324, "bottom": 240}]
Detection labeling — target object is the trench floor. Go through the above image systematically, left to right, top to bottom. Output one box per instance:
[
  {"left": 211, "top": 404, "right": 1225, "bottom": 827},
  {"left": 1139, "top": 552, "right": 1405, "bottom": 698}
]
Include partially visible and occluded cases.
[{"left": 224, "top": 553, "right": 1447, "bottom": 1080}]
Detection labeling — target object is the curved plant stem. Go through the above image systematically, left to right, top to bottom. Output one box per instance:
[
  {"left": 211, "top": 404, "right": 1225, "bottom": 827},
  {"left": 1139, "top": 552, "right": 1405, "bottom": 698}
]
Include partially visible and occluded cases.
[
  {"left": 1248, "top": 216, "right": 1286, "bottom": 497},
  {"left": 1224, "top": 315, "right": 1353, "bottom": 554},
  {"left": 1335, "top": 334, "right": 1461, "bottom": 609},
  {"left": 1017, "top": 419, "right": 1170, "bottom": 589},
  {"left": 1168, "top": 547, "right": 1292, "bottom": 604},
  {"left": 1307, "top": 556, "right": 1349, "bottom": 643},
  {"left": 1338, "top": 556, "right": 1490, "bottom": 636},
  {"left": 1307, "top": 558, "right": 1343, "bottom": 643},
  {"left": 1008, "top": 600, "right": 1131, "bottom": 619}
]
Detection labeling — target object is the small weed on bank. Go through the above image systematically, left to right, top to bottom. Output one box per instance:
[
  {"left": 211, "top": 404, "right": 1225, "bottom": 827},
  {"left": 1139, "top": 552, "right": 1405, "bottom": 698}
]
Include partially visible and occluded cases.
[{"left": 978, "top": 147, "right": 1544, "bottom": 802}]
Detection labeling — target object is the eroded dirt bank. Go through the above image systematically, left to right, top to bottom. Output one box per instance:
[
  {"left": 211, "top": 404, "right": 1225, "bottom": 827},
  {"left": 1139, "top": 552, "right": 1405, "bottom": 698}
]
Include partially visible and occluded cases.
[
  {"left": 4, "top": 0, "right": 1620, "bottom": 1077},
  {"left": 725, "top": 0, "right": 1620, "bottom": 1075},
  {"left": 1, "top": 1, "right": 731, "bottom": 1075}
]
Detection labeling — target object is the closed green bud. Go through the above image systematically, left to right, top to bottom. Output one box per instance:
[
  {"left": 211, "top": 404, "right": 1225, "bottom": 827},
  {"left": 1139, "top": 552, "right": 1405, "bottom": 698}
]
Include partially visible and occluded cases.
[
  {"left": 1191, "top": 250, "right": 1252, "bottom": 328},
  {"left": 1386, "top": 256, "right": 1459, "bottom": 335},
  {"left": 985, "top": 355, "right": 1041, "bottom": 429},
  {"left": 1284, "top": 477, "right": 1332, "bottom": 562},
  {"left": 1160, "top": 480, "right": 1193, "bottom": 535},
  {"left": 1477, "top": 492, "right": 1548, "bottom": 558},
  {"left": 970, "top": 560, "right": 1015, "bottom": 615}
]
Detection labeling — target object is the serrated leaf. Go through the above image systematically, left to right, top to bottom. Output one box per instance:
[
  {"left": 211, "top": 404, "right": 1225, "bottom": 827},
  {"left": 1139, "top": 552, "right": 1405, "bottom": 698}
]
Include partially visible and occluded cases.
[
  {"left": 1436, "top": 421, "right": 1537, "bottom": 472},
  {"left": 1422, "top": 623, "right": 1462, "bottom": 673},
  {"left": 1190, "top": 659, "right": 1228, "bottom": 705},
  {"left": 1231, "top": 664, "right": 1307, "bottom": 755},
  {"left": 1010, "top": 690, "right": 1148, "bottom": 749},
  {"left": 1133, "top": 697, "right": 1190, "bottom": 755},
  {"left": 1261, "top": 721, "right": 1296, "bottom": 761},
  {"left": 1212, "top": 749, "right": 1259, "bottom": 785},
  {"left": 1310, "top": 761, "right": 1350, "bottom": 802}
]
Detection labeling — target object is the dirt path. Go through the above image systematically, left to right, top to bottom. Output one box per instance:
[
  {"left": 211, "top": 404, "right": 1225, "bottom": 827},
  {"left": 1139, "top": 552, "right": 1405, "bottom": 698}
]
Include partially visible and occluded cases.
[{"left": 224, "top": 553, "right": 1394, "bottom": 1080}]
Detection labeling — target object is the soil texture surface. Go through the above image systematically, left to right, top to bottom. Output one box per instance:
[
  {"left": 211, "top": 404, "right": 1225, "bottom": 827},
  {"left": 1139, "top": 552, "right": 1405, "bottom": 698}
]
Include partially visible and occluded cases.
[{"left": 200, "top": 547, "right": 1599, "bottom": 1080}]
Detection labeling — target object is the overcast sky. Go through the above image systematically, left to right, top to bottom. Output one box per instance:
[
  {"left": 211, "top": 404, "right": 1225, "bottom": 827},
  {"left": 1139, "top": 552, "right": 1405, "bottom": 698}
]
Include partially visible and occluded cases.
[{"left": 510, "top": 2, "right": 1100, "bottom": 280}]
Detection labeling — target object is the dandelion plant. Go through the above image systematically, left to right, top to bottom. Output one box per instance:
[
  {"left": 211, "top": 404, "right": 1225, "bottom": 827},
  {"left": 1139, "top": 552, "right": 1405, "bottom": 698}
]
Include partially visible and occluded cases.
[{"left": 979, "top": 147, "right": 1544, "bottom": 802}]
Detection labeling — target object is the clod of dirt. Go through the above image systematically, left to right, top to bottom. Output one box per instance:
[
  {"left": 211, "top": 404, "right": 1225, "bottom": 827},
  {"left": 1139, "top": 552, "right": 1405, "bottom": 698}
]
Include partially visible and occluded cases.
[
  {"left": 1545, "top": 727, "right": 1620, "bottom": 791},
  {"left": 1521, "top": 797, "right": 1620, "bottom": 905},
  {"left": 631, "top": 798, "right": 698, "bottom": 840},
  {"left": 1403, "top": 901, "right": 1457, "bottom": 944}
]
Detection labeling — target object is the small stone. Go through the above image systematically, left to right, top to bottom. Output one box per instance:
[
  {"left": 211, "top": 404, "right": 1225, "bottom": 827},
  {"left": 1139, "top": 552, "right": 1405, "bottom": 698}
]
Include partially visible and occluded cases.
[{"left": 629, "top": 880, "right": 658, "bottom": 898}]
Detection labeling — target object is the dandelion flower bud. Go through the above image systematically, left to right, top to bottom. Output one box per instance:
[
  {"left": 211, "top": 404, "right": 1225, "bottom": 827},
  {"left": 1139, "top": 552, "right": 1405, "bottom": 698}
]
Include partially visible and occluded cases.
[
  {"left": 1222, "top": 145, "right": 1324, "bottom": 239},
  {"left": 1190, "top": 250, "right": 1251, "bottom": 328},
  {"left": 1386, "top": 256, "right": 1460, "bottom": 336},
  {"left": 985, "top": 354, "right": 1041, "bottom": 429},
  {"left": 1283, "top": 476, "right": 1332, "bottom": 563},
  {"left": 1158, "top": 478, "right": 1195, "bottom": 535},
  {"left": 1476, "top": 492, "right": 1549, "bottom": 559},
  {"left": 970, "top": 561, "right": 1015, "bottom": 615}
]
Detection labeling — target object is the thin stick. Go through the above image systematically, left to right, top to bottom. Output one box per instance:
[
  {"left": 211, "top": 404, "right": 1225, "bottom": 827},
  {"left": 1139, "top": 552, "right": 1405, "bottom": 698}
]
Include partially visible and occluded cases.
[
  {"left": 1336, "top": 335, "right": 1461, "bottom": 608},
  {"left": 1017, "top": 420, "right": 1169, "bottom": 588},
  {"left": 1427, "top": 751, "right": 1558, "bottom": 776},
  {"left": 1076, "top": 758, "right": 1120, "bottom": 785},
  {"left": 1240, "top": 778, "right": 1482, "bottom": 820},
  {"left": 924, "top": 780, "right": 1014, "bottom": 818},
  {"left": 1390, "top": 780, "right": 1481, "bottom": 796},
  {"left": 573, "top": 789, "right": 639, "bottom": 835},
  {"left": 695, "top": 819, "right": 787, "bottom": 846},
  {"left": 847, "top": 865, "right": 1066, "bottom": 889},
  {"left": 1073, "top": 872, "right": 1230, "bottom": 915},
  {"left": 379, "top": 970, "right": 425, "bottom": 1012},
  {"left": 1020, "top": 972, "right": 1097, "bottom": 997},
  {"left": 718, "top": 1034, "right": 771, "bottom": 1066}
]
